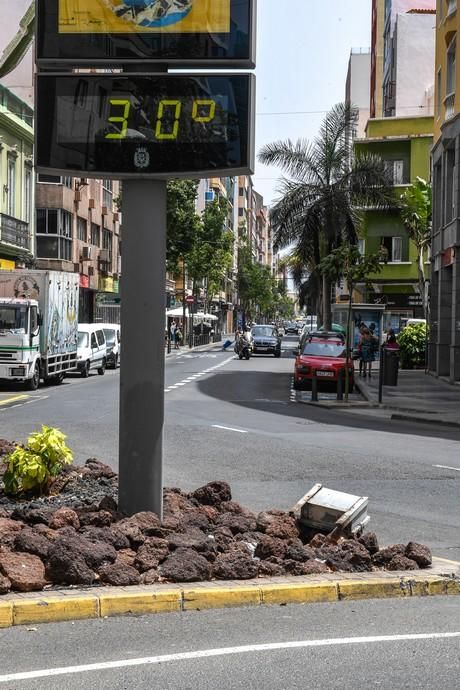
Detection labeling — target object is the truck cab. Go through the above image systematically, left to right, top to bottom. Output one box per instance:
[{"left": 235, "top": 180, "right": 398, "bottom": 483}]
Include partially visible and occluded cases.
[{"left": 0, "top": 298, "right": 42, "bottom": 390}]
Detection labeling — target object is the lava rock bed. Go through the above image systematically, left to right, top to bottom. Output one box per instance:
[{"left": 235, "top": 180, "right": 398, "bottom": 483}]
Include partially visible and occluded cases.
[{"left": 0, "top": 445, "right": 432, "bottom": 594}]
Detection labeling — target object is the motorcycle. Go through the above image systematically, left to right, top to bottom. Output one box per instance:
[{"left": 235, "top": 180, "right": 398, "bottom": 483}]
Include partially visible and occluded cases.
[{"left": 235, "top": 336, "right": 251, "bottom": 360}]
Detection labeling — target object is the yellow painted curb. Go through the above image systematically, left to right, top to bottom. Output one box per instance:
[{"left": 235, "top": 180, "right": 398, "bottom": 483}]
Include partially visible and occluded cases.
[
  {"left": 0, "top": 394, "right": 28, "bottom": 407},
  {"left": 338, "top": 579, "right": 406, "bottom": 601},
  {"left": 446, "top": 579, "right": 460, "bottom": 595},
  {"left": 260, "top": 582, "right": 338, "bottom": 606},
  {"left": 183, "top": 585, "right": 261, "bottom": 611},
  {"left": 99, "top": 590, "right": 181, "bottom": 618},
  {"left": 13, "top": 596, "right": 99, "bottom": 626},
  {"left": 0, "top": 601, "right": 13, "bottom": 628}
]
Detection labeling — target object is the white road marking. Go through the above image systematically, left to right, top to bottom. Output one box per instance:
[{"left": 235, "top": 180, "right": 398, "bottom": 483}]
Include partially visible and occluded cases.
[
  {"left": 212, "top": 424, "right": 248, "bottom": 434},
  {"left": 433, "top": 464, "right": 460, "bottom": 472},
  {"left": 1, "top": 632, "right": 459, "bottom": 683}
]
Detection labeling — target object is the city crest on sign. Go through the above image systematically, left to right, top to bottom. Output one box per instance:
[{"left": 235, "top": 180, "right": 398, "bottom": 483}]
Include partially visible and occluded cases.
[{"left": 134, "top": 146, "right": 150, "bottom": 169}]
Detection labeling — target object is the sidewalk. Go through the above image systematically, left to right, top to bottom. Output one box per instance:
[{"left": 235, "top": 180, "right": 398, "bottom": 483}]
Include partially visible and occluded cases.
[
  {"left": 165, "top": 337, "right": 232, "bottom": 359},
  {"left": 356, "top": 367, "right": 460, "bottom": 427}
]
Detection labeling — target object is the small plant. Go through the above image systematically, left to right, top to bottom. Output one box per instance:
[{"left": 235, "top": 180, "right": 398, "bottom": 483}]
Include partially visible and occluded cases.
[
  {"left": 397, "top": 323, "right": 428, "bottom": 369},
  {"left": 3, "top": 426, "right": 73, "bottom": 496}
]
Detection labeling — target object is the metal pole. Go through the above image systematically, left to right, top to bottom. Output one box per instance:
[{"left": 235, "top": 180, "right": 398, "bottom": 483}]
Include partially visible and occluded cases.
[
  {"left": 118, "top": 179, "right": 166, "bottom": 518},
  {"left": 378, "top": 344, "right": 384, "bottom": 404},
  {"left": 337, "top": 369, "right": 343, "bottom": 401},
  {"left": 311, "top": 370, "right": 318, "bottom": 402}
]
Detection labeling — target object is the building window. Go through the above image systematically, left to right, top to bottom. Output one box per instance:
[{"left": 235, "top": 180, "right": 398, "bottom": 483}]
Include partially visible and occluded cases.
[
  {"left": 447, "top": 1, "right": 457, "bottom": 18},
  {"left": 446, "top": 36, "right": 456, "bottom": 97},
  {"left": 436, "top": 68, "right": 442, "bottom": 117},
  {"left": 445, "top": 147, "right": 456, "bottom": 223},
  {"left": 7, "top": 157, "right": 16, "bottom": 217},
  {"left": 384, "top": 159, "right": 405, "bottom": 185},
  {"left": 24, "top": 167, "right": 32, "bottom": 223},
  {"left": 37, "top": 174, "right": 72, "bottom": 187},
  {"left": 102, "top": 179, "right": 113, "bottom": 210},
  {"left": 239, "top": 187, "right": 244, "bottom": 196},
  {"left": 238, "top": 207, "right": 244, "bottom": 217},
  {"left": 36, "top": 209, "right": 72, "bottom": 261},
  {"left": 77, "top": 217, "right": 87, "bottom": 241},
  {"left": 90, "top": 223, "right": 100, "bottom": 246},
  {"left": 102, "top": 228, "right": 113, "bottom": 265},
  {"left": 381, "top": 236, "right": 403, "bottom": 262}
]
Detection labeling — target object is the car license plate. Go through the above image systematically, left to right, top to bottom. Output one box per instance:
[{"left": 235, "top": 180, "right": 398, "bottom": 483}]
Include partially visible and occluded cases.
[
  {"left": 257, "top": 347, "right": 268, "bottom": 351},
  {"left": 317, "top": 370, "right": 334, "bottom": 377}
]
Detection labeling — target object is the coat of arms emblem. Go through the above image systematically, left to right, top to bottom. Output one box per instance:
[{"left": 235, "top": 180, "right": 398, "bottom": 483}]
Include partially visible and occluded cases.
[{"left": 134, "top": 146, "right": 150, "bottom": 169}]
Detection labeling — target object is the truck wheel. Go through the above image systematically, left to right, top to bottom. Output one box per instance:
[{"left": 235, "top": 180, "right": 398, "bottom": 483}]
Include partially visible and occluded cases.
[
  {"left": 98, "top": 359, "right": 106, "bottom": 376},
  {"left": 81, "top": 361, "right": 90, "bottom": 378},
  {"left": 26, "top": 362, "right": 40, "bottom": 391},
  {"left": 44, "top": 373, "right": 65, "bottom": 386}
]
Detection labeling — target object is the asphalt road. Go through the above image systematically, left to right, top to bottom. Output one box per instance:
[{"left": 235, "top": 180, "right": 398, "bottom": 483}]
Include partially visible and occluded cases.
[
  {"left": 0, "top": 336, "right": 459, "bottom": 558},
  {"left": 0, "top": 597, "right": 459, "bottom": 689}
]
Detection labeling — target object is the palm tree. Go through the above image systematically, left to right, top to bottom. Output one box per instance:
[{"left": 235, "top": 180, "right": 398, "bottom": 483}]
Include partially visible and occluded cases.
[
  {"left": 258, "top": 103, "right": 392, "bottom": 329},
  {"left": 399, "top": 177, "right": 432, "bottom": 320}
]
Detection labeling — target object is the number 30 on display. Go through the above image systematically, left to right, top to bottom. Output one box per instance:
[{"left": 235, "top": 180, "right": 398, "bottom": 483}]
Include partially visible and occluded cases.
[{"left": 105, "top": 98, "right": 217, "bottom": 140}]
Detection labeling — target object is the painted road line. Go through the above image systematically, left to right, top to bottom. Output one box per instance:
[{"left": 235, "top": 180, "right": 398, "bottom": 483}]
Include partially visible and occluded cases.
[
  {"left": 0, "top": 394, "right": 29, "bottom": 406},
  {"left": 212, "top": 425, "right": 248, "bottom": 434},
  {"left": 433, "top": 464, "right": 460, "bottom": 472},
  {"left": 1, "top": 632, "right": 459, "bottom": 683}
]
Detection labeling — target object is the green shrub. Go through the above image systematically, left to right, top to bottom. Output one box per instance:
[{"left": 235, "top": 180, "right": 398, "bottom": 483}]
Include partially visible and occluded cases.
[
  {"left": 397, "top": 323, "right": 428, "bottom": 369},
  {"left": 3, "top": 426, "right": 73, "bottom": 496}
]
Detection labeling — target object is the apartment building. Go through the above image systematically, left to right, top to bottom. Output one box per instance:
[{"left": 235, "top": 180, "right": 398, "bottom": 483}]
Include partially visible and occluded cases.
[
  {"left": 430, "top": 0, "right": 460, "bottom": 382},
  {"left": 345, "top": 48, "right": 371, "bottom": 140},
  {"left": 0, "top": 83, "right": 34, "bottom": 269},
  {"left": 35, "top": 176, "right": 121, "bottom": 323}
]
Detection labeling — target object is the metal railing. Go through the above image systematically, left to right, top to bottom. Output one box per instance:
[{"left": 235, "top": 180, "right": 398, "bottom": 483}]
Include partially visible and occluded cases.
[{"left": 0, "top": 213, "right": 30, "bottom": 250}]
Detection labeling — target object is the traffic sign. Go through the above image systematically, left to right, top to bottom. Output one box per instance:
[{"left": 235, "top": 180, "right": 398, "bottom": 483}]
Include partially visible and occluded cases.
[
  {"left": 36, "top": 0, "right": 256, "bottom": 69},
  {"left": 36, "top": 73, "right": 255, "bottom": 178},
  {"left": 186, "top": 296, "right": 195, "bottom": 304}
]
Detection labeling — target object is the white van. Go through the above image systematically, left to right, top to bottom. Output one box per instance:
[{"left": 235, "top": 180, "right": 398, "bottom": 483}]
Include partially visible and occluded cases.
[
  {"left": 98, "top": 323, "right": 120, "bottom": 369},
  {"left": 76, "top": 324, "right": 107, "bottom": 377}
]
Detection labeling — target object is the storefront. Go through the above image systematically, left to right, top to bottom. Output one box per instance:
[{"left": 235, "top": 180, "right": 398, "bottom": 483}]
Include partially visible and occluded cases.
[{"left": 95, "top": 276, "right": 120, "bottom": 323}]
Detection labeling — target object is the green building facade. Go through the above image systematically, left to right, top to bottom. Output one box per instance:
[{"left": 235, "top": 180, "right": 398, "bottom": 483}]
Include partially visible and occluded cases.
[
  {"left": 0, "top": 82, "right": 34, "bottom": 269},
  {"left": 353, "top": 115, "right": 432, "bottom": 332}
]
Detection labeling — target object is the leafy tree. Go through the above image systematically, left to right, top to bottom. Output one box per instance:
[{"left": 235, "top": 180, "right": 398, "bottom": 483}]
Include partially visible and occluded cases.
[
  {"left": 258, "top": 102, "right": 392, "bottom": 330},
  {"left": 399, "top": 178, "right": 432, "bottom": 319},
  {"left": 166, "top": 180, "right": 200, "bottom": 275},
  {"left": 186, "top": 197, "right": 233, "bottom": 310},
  {"left": 237, "top": 240, "right": 277, "bottom": 322},
  {"left": 319, "top": 244, "right": 382, "bottom": 399},
  {"left": 397, "top": 322, "right": 428, "bottom": 369}
]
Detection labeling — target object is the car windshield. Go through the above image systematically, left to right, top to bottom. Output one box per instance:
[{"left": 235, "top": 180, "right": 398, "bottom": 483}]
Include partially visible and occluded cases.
[
  {"left": 0, "top": 306, "right": 27, "bottom": 333},
  {"left": 252, "top": 327, "right": 276, "bottom": 338},
  {"left": 103, "top": 329, "right": 116, "bottom": 345},
  {"left": 78, "top": 332, "right": 89, "bottom": 348},
  {"left": 303, "top": 342, "right": 345, "bottom": 358}
]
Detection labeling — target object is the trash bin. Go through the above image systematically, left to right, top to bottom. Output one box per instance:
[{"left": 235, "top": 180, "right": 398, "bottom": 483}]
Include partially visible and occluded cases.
[{"left": 383, "top": 347, "right": 399, "bottom": 386}]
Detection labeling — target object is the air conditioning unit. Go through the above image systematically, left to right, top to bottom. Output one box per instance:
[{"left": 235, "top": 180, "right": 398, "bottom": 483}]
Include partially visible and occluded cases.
[
  {"left": 88, "top": 198, "right": 95, "bottom": 209},
  {"left": 102, "top": 206, "right": 108, "bottom": 215},
  {"left": 113, "top": 212, "right": 119, "bottom": 223},
  {"left": 81, "top": 246, "right": 93, "bottom": 261},
  {"left": 99, "top": 249, "right": 109, "bottom": 262},
  {"left": 73, "top": 263, "right": 80, "bottom": 273},
  {"left": 88, "top": 266, "right": 94, "bottom": 276}
]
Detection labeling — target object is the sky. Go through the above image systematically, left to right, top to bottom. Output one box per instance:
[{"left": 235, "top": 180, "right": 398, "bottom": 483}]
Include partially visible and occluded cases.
[{"left": 254, "top": 0, "right": 372, "bottom": 207}]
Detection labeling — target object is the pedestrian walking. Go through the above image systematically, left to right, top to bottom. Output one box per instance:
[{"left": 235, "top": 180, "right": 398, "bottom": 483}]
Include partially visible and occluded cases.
[
  {"left": 170, "top": 319, "right": 177, "bottom": 348},
  {"left": 175, "top": 326, "right": 182, "bottom": 348},
  {"left": 358, "top": 327, "right": 375, "bottom": 378}
]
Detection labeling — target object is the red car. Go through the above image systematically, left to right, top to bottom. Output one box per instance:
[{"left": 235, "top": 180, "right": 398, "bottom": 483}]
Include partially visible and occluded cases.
[{"left": 293, "top": 335, "right": 354, "bottom": 392}]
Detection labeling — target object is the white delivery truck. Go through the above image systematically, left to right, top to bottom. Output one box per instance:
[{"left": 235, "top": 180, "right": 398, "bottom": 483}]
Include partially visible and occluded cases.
[{"left": 0, "top": 271, "right": 79, "bottom": 390}]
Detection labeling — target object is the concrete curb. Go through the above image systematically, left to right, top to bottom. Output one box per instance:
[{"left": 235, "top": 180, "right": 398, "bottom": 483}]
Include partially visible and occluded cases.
[
  {"left": 391, "top": 413, "right": 460, "bottom": 429},
  {"left": 1, "top": 559, "right": 458, "bottom": 628}
]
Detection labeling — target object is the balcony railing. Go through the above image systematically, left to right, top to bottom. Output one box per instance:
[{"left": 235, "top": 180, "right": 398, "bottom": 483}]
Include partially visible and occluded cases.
[
  {"left": 445, "top": 93, "right": 456, "bottom": 120},
  {"left": 0, "top": 213, "right": 30, "bottom": 251}
]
